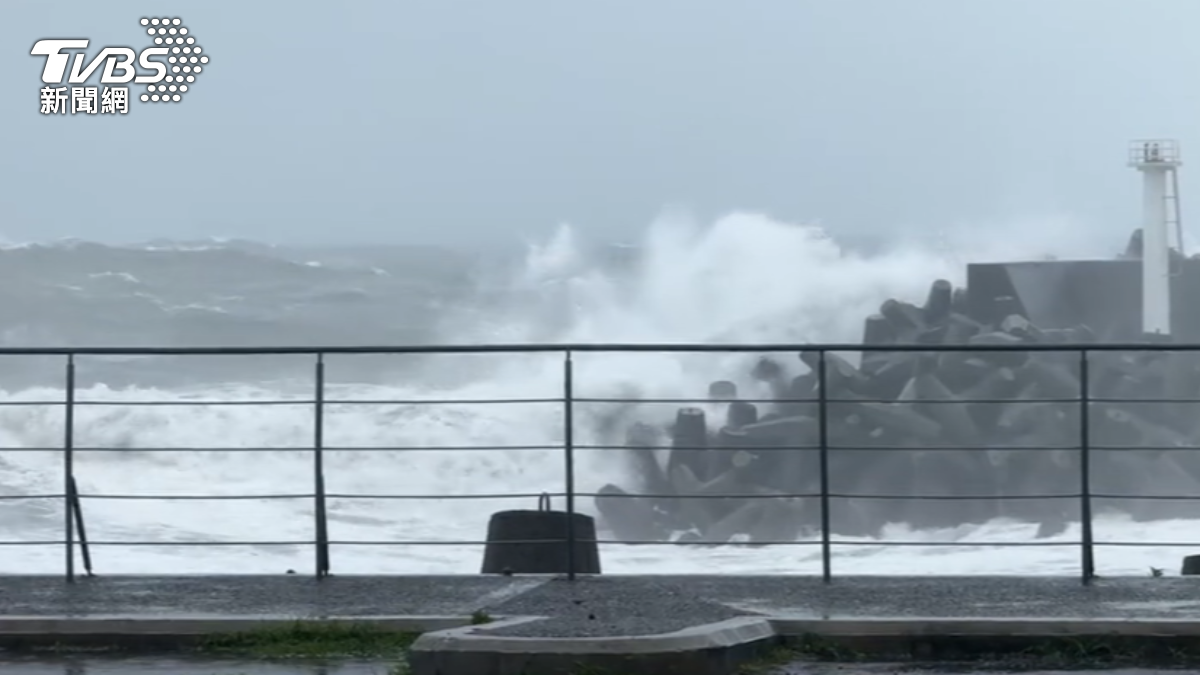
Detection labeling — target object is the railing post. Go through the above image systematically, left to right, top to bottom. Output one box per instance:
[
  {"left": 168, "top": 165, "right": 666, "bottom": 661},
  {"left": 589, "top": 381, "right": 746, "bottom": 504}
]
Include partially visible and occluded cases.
[
  {"left": 1078, "top": 348, "right": 1095, "bottom": 585},
  {"left": 563, "top": 350, "right": 577, "bottom": 581},
  {"left": 818, "top": 350, "right": 832, "bottom": 583},
  {"left": 314, "top": 353, "right": 330, "bottom": 579},
  {"left": 63, "top": 354, "right": 76, "bottom": 583},
  {"left": 69, "top": 476, "right": 93, "bottom": 577}
]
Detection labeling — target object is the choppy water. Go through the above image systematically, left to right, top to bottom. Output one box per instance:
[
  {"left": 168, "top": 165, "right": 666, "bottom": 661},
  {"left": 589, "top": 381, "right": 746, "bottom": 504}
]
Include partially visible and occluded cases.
[{"left": 0, "top": 212, "right": 1194, "bottom": 577}]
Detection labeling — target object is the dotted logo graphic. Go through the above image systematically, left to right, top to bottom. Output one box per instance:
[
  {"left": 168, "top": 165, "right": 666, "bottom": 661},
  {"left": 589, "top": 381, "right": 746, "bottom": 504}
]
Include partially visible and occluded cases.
[{"left": 138, "top": 17, "right": 209, "bottom": 103}]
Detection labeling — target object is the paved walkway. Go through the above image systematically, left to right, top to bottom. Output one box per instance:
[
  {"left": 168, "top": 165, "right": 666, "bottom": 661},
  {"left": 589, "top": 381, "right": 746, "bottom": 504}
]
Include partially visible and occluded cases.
[
  {"left": 2, "top": 575, "right": 1200, "bottom": 637},
  {"left": 6, "top": 577, "right": 1200, "bottom": 675}
]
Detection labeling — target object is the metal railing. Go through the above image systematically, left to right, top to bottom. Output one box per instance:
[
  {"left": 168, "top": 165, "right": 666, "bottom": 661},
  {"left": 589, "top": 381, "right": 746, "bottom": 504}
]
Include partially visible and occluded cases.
[
  {"left": 1129, "top": 138, "right": 1181, "bottom": 165},
  {"left": 1, "top": 343, "right": 1199, "bottom": 585}
]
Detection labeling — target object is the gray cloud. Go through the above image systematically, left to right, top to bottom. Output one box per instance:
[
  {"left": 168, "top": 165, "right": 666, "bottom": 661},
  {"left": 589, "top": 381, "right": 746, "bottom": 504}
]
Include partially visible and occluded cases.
[{"left": 1, "top": 0, "right": 1194, "bottom": 246}]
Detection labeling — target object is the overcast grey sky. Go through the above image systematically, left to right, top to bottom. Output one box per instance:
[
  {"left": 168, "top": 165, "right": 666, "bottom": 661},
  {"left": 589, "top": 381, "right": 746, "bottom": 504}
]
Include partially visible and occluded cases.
[{"left": 1, "top": 0, "right": 1197, "bottom": 246}]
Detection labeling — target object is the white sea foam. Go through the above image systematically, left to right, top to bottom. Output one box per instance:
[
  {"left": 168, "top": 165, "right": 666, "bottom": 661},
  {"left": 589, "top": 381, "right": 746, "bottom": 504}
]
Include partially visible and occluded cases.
[{"left": 0, "top": 211, "right": 1187, "bottom": 576}]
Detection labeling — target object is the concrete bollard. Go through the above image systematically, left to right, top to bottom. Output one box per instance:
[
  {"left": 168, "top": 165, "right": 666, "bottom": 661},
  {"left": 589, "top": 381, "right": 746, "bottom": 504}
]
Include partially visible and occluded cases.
[{"left": 480, "top": 506, "right": 601, "bottom": 576}]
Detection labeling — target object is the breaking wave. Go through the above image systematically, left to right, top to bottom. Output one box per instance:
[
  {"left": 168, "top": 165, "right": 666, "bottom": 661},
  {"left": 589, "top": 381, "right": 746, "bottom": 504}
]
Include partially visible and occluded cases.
[{"left": 0, "top": 212, "right": 1187, "bottom": 576}]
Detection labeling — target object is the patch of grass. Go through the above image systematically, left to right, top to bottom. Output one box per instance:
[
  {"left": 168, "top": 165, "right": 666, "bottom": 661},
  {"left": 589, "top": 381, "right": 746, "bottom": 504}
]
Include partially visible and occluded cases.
[
  {"left": 198, "top": 621, "right": 418, "bottom": 660},
  {"left": 776, "top": 633, "right": 1200, "bottom": 670},
  {"left": 737, "top": 634, "right": 872, "bottom": 669},
  {"left": 788, "top": 634, "right": 867, "bottom": 662},
  {"left": 999, "top": 635, "right": 1179, "bottom": 669},
  {"left": 513, "top": 640, "right": 799, "bottom": 675},
  {"left": 736, "top": 645, "right": 805, "bottom": 674},
  {"left": 555, "top": 663, "right": 622, "bottom": 675}
]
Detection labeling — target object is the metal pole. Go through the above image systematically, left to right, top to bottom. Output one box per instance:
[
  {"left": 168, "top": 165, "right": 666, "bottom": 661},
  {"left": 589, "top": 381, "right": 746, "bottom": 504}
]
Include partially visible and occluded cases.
[
  {"left": 1079, "top": 349, "right": 1095, "bottom": 585},
  {"left": 564, "top": 350, "right": 577, "bottom": 581},
  {"left": 818, "top": 350, "right": 832, "bottom": 583},
  {"left": 314, "top": 353, "right": 330, "bottom": 579},
  {"left": 64, "top": 355, "right": 76, "bottom": 583},
  {"left": 69, "top": 476, "right": 93, "bottom": 576}
]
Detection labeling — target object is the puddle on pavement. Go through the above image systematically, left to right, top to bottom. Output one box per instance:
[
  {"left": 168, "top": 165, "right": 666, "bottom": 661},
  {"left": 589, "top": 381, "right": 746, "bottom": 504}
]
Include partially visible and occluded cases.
[{"left": 0, "top": 656, "right": 399, "bottom": 675}]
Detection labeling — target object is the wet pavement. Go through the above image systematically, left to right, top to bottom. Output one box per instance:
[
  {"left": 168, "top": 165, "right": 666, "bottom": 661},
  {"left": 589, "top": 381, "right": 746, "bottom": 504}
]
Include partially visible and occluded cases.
[
  {"left": 3, "top": 575, "right": 1200, "bottom": 627},
  {"left": 4, "top": 575, "right": 1200, "bottom": 671}
]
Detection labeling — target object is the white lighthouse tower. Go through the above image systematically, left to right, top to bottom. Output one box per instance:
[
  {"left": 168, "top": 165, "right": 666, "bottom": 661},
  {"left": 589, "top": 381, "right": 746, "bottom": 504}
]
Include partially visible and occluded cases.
[{"left": 1128, "top": 139, "right": 1184, "bottom": 338}]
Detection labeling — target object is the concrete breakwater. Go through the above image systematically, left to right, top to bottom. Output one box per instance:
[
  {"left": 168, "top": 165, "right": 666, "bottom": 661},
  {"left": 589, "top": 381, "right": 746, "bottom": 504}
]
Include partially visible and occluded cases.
[{"left": 597, "top": 231, "right": 1200, "bottom": 545}]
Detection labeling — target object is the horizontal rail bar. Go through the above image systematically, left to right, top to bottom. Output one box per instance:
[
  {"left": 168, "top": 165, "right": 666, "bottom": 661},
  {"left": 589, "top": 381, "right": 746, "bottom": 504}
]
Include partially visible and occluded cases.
[
  {"left": 5, "top": 341, "right": 1200, "bottom": 355},
  {"left": 0, "top": 393, "right": 1190, "bottom": 403},
  {"left": 2, "top": 396, "right": 1197, "bottom": 406},
  {"left": 5, "top": 396, "right": 1200, "bottom": 406},
  {"left": 572, "top": 396, "right": 1200, "bottom": 404},
  {"left": 53, "top": 397, "right": 565, "bottom": 406},
  {"left": 322, "top": 398, "right": 563, "bottom": 405},
  {"left": 67, "top": 400, "right": 317, "bottom": 406},
  {"left": 1, "top": 444, "right": 1194, "bottom": 453},
  {"left": 0, "top": 445, "right": 565, "bottom": 453},
  {"left": 591, "top": 445, "right": 1178, "bottom": 452},
  {"left": 604, "top": 445, "right": 1200, "bottom": 452},
  {"left": 615, "top": 445, "right": 1081, "bottom": 451},
  {"left": 4, "top": 487, "right": 1195, "bottom": 499},
  {"left": 5, "top": 492, "right": 1197, "bottom": 502},
  {"left": 69, "top": 492, "right": 566, "bottom": 500},
  {"left": 577, "top": 492, "right": 1200, "bottom": 501},
  {"left": 0, "top": 539, "right": 1193, "bottom": 547}
]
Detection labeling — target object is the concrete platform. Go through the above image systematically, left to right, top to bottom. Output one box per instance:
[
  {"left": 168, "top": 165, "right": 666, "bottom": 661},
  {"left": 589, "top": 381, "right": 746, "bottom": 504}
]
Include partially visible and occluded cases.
[
  {"left": 5, "top": 575, "right": 1200, "bottom": 675},
  {"left": 409, "top": 615, "right": 778, "bottom": 675}
]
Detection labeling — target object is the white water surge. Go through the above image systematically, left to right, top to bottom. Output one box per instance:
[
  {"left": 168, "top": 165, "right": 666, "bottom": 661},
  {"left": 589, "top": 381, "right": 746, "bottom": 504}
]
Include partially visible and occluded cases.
[{"left": 0, "top": 212, "right": 1192, "bottom": 576}]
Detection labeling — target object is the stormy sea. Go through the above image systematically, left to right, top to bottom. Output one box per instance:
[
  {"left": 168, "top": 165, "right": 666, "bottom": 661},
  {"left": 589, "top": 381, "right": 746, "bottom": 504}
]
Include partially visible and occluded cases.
[{"left": 0, "top": 211, "right": 1193, "bottom": 576}]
